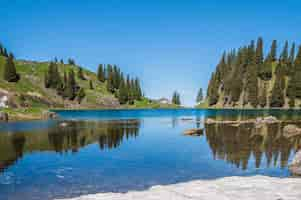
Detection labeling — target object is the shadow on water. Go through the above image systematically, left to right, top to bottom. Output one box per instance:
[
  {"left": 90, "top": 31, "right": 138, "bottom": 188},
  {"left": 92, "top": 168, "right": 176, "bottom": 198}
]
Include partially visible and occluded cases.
[{"left": 1, "top": 109, "right": 301, "bottom": 200}]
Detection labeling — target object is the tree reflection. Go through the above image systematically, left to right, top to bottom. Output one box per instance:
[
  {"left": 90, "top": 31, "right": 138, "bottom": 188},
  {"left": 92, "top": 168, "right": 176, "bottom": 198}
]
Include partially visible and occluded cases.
[
  {"left": 0, "top": 119, "right": 141, "bottom": 173},
  {"left": 205, "top": 121, "right": 301, "bottom": 170}
]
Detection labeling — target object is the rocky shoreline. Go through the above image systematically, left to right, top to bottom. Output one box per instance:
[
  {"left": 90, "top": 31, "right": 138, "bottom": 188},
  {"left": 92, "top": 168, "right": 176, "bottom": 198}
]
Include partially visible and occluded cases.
[{"left": 57, "top": 175, "right": 301, "bottom": 200}]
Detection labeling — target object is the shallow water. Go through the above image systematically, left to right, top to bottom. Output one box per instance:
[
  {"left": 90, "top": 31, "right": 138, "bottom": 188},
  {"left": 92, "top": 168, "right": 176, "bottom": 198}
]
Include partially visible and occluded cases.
[{"left": 0, "top": 109, "right": 301, "bottom": 200}]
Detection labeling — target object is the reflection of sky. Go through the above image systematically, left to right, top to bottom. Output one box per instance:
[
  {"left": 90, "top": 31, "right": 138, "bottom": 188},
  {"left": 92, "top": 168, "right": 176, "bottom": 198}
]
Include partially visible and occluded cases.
[
  {"left": 2, "top": 1, "right": 301, "bottom": 105},
  {"left": 0, "top": 109, "right": 298, "bottom": 200}
]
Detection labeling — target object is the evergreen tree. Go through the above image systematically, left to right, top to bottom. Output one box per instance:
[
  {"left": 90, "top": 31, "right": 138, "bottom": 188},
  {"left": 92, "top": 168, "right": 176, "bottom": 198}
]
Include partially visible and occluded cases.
[
  {"left": 255, "top": 37, "right": 264, "bottom": 66},
  {"left": 269, "top": 40, "right": 277, "bottom": 62},
  {"left": 245, "top": 42, "right": 258, "bottom": 107},
  {"left": 294, "top": 45, "right": 301, "bottom": 98},
  {"left": 3, "top": 53, "right": 20, "bottom": 82},
  {"left": 68, "top": 58, "right": 75, "bottom": 65},
  {"left": 60, "top": 59, "right": 64, "bottom": 65},
  {"left": 44, "top": 62, "right": 61, "bottom": 88},
  {"left": 270, "top": 63, "right": 285, "bottom": 107},
  {"left": 97, "top": 64, "right": 105, "bottom": 82},
  {"left": 106, "top": 65, "right": 115, "bottom": 93},
  {"left": 78, "top": 67, "right": 86, "bottom": 80},
  {"left": 65, "top": 70, "right": 77, "bottom": 100},
  {"left": 118, "top": 76, "right": 128, "bottom": 104},
  {"left": 89, "top": 80, "right": 94, "bottom": 90},
  {"left": 259, "top": 82, "right": 267, "bottom": 108},
  {"left": 77, "top": 88, "right": 86, "bottom": 104},
  {"left": 196, "top": 88, "right": 203, "bottom": 103},
  {"left": 172, "top": 91, "right": 181, "bottom": 105}
]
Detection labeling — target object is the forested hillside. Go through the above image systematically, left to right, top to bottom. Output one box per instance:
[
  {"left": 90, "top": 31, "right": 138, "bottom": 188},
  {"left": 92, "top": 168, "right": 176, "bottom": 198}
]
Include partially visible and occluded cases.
[
  {"left": 206, "top": 38, "right": 300, "bottom": 108},
  {"left": 0, "top": 42, "right": 145, "bottom": 119}
]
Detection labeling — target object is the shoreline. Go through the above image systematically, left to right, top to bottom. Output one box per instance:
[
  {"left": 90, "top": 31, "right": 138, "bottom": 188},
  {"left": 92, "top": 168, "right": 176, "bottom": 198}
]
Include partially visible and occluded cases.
[{"left": 56, "top": 175, "right": 301, "bottom": 200}]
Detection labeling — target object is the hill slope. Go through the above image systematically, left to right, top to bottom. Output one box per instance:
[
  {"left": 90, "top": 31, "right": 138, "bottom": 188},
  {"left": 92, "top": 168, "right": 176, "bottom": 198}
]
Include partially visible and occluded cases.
[
  {"left": 205, "top": 38, "right": 301, "bottom": 109},
  {"left": 0, "top": 56, "right": 121, "bottom": 119}
]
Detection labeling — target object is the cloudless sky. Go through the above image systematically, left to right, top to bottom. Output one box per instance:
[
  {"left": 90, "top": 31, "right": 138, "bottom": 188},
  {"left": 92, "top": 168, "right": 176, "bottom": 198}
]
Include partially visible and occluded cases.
[{"left": 1, "top": 0, "right": 301, "bottom": 106}]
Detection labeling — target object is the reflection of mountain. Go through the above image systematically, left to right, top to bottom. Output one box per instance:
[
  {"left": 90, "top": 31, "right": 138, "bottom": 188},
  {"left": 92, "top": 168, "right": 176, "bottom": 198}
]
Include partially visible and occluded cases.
[
  {"left": 0, "top": 120, "right": 141, "bottom": 173},
  {"left": 205, "top": 121, "right": 301, "bottom": 170}
]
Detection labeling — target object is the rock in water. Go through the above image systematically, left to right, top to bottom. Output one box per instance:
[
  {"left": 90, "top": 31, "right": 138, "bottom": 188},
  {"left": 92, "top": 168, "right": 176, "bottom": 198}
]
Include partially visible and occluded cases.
[
  {"left": 42, "top": 111, "right": 58, "bottom": 119},
  {"left": 0, "top": 112, "right": 8, "bottom": 122},
  {"left": 283, "top": 124, "right": 301, "bottom": 138},
  {"left": 184, "top": 128, "right": 203, "bottom": 136},
  {"left": 289, "top": 150, "right": 301, "bottom": 176}
]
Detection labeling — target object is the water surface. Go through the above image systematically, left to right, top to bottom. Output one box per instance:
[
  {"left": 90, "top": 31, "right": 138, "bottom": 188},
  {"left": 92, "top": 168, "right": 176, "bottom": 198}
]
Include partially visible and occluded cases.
[{"left": 0, "top": 109, "right": 301, "bottom": 200}]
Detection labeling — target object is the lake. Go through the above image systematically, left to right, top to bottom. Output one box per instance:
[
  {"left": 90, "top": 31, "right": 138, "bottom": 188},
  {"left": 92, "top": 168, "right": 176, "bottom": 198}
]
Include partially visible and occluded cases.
[{"left": 0, "top": 109, "right": 301, "bottom": 200}]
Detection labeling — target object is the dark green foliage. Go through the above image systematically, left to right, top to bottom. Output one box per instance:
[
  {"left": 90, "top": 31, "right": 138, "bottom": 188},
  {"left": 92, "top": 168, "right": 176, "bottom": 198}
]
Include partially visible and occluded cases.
[
  {"left": 255, "top": 37, "right": 264, "bottom": 66},
  {"left": 207, "top": 38, "right": 299, "bottom": 108},
  {"left": 269, "top": 40, "right": 277, "bottom": 62},
  {"left": 245, "top": 42, "right": 258, "bottom": 107},
  {"left": 294, "top": 46, "right": 301, "bottom": 98},
  {"left": 3, "top": 54, "right": 19, "bottom": 82},
  {"left": 68, "top": 58, "right": 75, "bottom": 65},
  {"left": 60, "top": 59, "right": 64, "bottom": 64},
  {"left": 44, "top": 62, "right": 62, "bottom": 88},
  {"left": 270, "top": 63, "right": 285, "bottom": 107},
  {"left": 97, "top": 64, "right": 105, "bottom": 82},
  {"left": 78, "top": 67, "right": 86, "bottom": 80},
  {"left": 65, "top": 70, "right": 78, "bottom": 100},
  {"left": 118, "top": 76, "right": 128, "bottom": 104},
  {"left": 89, "top": 80, "right": 94, "bottom": 90},
  {"left": 259, "top": 82, "right": 267, "bottom": 108},
  {"left": 77, "top": 88, "right": 86, "bottom": 104},
  {"left": 196, "top": 88, "right": 203, "bottom": 103},
  {"left": 172, "top": 91, "right": 181, "bottom": 105}
]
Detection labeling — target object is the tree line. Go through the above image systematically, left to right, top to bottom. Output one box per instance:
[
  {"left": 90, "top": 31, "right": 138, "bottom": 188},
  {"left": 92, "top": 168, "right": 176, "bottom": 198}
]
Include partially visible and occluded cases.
[
  {"left": 207, "top": 38, "right": 301, "bottom": 108},
  {"left": 97, "top": 64, "right": 143, "bottom": 104}
]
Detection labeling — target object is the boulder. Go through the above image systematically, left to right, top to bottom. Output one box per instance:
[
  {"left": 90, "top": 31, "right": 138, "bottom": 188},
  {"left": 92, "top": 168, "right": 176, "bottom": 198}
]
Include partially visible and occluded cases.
[
  {"left": 42, "top": 111, "right": 58, "bottom": 119},
  {"left": 0, "top": 112, "right": 8, "bottom": 122},
  {"left": 205, "top": 118, "right": 215, "bottom": 124},
  {"left": 59, "top": 122, "right": 68, "bottom": 127},
  {"left": 283, "top": 124, "right": 301, "bottom": 138},
  {"left": 184, "top": 128, "right": 203, "bottom": 136},
  {"left": 289, "top": 150, "right": 301, "bottom": 176}
]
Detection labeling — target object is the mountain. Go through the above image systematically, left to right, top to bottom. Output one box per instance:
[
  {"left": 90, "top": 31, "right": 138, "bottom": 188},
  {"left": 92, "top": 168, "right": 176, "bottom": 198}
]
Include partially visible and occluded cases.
[{"left": 205, "top": 38, "right": 300, "bottom": 109}]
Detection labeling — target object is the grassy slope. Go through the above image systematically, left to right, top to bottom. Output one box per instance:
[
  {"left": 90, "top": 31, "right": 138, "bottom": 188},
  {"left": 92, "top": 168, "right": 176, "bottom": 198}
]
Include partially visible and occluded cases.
[{"left": 0, "top": 56, "right": 119, "bottom": 119}]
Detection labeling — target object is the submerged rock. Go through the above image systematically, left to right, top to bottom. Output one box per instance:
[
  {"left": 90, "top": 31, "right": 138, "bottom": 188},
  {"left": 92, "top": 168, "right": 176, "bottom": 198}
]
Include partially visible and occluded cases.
[
  {"left": 42, "top": 111, "right": 58, "bottom": 119},
  {"left": 0, "top": 112, "right": 8, "bottom": 122},
  {"left": 283, "top": 125, "right": 301, "bottom": 138},
  {"left": 183, "top": 128, "right": 203, "bottom": 136},
  {"left": 289, "top": 150, "right": 301, "bottom": 176}
]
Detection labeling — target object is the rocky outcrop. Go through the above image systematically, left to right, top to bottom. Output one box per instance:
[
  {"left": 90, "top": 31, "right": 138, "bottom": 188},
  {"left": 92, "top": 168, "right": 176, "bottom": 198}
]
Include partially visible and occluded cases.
[
  {"left": 42, "top": 111, "right": 58, "bottom": 119},
  {"left": 0, "top": 112, "right": 8, "bottom": 122},
  {"left": 205, "top": 116, "right": 279, "bottom": 126},
  {"left": 283, "top": 125, "right": 301, "bottom": 138},
  {"left": 183, "top": 128, "right": 203, "bottom": 136},
  {"left": 289, "top": 150, "right": 301, "bottom": 176},
  {"left": 56, "top": 176, "right": 301, "bottom": 200}
]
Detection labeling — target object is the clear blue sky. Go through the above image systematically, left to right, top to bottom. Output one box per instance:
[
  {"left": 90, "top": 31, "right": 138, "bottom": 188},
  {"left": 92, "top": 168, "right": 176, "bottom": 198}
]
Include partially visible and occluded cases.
[{"left": 1, "top": 0, "right": 301, "bottom": 106}]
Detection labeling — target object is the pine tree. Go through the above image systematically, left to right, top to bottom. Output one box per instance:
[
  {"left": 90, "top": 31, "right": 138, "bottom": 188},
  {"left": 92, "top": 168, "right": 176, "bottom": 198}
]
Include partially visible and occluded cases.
[
  {"left": 255, "top": 37, "right": 264, "bottom": 66},
  {"left": 269, "top": 40, "right": 277, "bottom": 62},
  {"left": 245, "top": 42, "right": 258, "bottom": 107},
  {"left": 294, "top": 45, "right": 301, "bottom": 98},
  {"left": 3, "top": 53, "right": 19, "bottom": 82},
  {"left": 68, "top": 58, "right": 75, "bottom": 65},
  {"left": 60, "top": 59, "right": 64, "bottom": 65},
  {"left": 44, "top": 62, "right": 61, "bottom": 88},
  {"left": 270, "top": 63, "right": 285, "bottom": 107},
  {"left": 97, "top": 64, "right": 105, "bottom": 82},
  {"left": 106, "top": 65, "right": 115, "bottom": 93},
  {"left": 78, "top": 67, "right": 86, "bottom": 80},
  {"left": 65, "top": 70, "right": 77, "bottom": 100},
  {"left": 118, "top": 76, "right": 128, "bottom": 104},
  {"left": 89, "top": 80, "right": 94, "bottom": 90},
  {"left": 259, "top": 82, "right": 267, "bottom": 108},
  {"left": 77, "top": 88, "right": 86, "bottom": 104},
  {"left": 196, "top": 88, "right": 203, "bottom": 103},
  {"left": 172, "top": 91, "right": 181, "bottom": 105}
]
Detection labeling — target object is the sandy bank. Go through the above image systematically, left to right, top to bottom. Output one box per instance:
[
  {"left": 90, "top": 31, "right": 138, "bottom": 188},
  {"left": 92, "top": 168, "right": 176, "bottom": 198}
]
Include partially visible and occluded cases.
[{"left": 57, "top": 175, "right": 301, "bottom": 200}]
